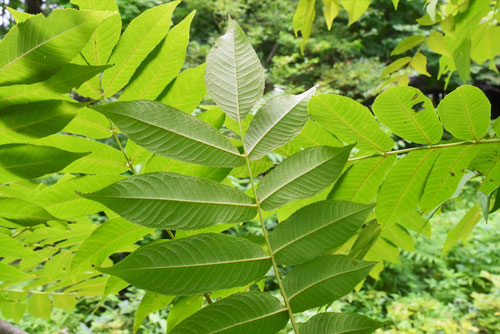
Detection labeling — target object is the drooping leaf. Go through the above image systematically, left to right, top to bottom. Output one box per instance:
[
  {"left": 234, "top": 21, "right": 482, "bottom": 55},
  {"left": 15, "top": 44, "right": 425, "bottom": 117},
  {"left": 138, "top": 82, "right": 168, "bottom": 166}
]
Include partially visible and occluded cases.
[
  {"left": 293, "top": 0, "right": 317, "bottom": 52},
  {"left": 322, "top": 0, "right": 339, "bottom": 30},
  {"left": 341, "top": 0, "right": 371, "bottom": 25},
  {"left": 101, "top": 1, "right": 180, "bottom": 97},
  {"left": 0, "top": 9, "right": 110, "bottom": 86},
  {"left": 121, "top": 11, "right": 195, "bottom": 101},
  {"left": 205, "top": 18, "right": 265, "bottom": 123},
  {"left": 410, "top": 53, "right": 431, "bottom": 76},
  {"left": 378, "top": 57, "right": 411, "bottom": 80},
  {"left": 159, "top": 63, "right": 207, "bottom": 114},
  {"left": 437, "top": 85, "right": 491, "bottom": 141},
  {"left": 244, "top": 86, "right": 317, "bottom": 160},
  {"left": 372, "top": 86, "right": 442, "bottom": 144},
  {"left": 309, "top": 94, "right": 394, "bottom": 153},
  {"left": 0, "top": 101, "right": 83, "bottom": 139},
  {"left": 92, "top": 101, "right": 244, "bottom": 167},
  {"left": 0, "top": 144, "right": 87, "bottom": 181},
  {"left": 257, "top": 145, "right": 353, "bottom": 211},
  {"left": 419, "top": 145, "right": 478, "bottom": 212},
  {"left": 376, "top": 150, "right": 439, "bottom": 227},
  {"left": 329, "top": 155, "right": 396, "bottom": 204},
  {"left": 81, "top": 172, "right": 256, "bottom": 230},
  {"left": 0, "top": 198, "right": 61, "bottom": 226},
  {"left": 270, "top": 200, "right": 373, "bottom": 265},
  {"left": 442, "top": 204, "right": 482, "bottom": 256},
  {"left": 72, "top": 218, "right": 152, "bottom": 274},
  {"left": 99, "top": 234, "right": 270, "bottom": 295},
  {"left": 283, "top": 255, "right": 375, "bottom": 312},
  {"left": 133, "top": 292, "right": 174, "bottom": 334},
  {"left": 170, "top": 292, "right": 288, "bottom": 334},
  {"left": 167, "top": 296, "right": 204, "bottom": 332},
  {"left": 300, "top": 312, "right": 384, "bottom": 334}
]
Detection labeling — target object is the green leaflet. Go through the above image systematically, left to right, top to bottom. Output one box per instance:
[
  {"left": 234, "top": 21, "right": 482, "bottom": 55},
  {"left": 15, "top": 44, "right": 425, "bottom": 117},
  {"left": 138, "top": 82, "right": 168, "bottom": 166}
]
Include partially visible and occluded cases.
[
  {"left": 71, "top": 0, "right": 118, "bottom": 10},
  {"left": 293, "top": 0, "right": 316, "bottom": 52},
  {"left": 322, "top": 0, "right": 340, "bottom": 30},
  {"left": 341, "top": 0, "right": 371, "bottom": 25},
  {"left": 101, "top": 1, "right": 179, "bottom": 97},
  {"left": 6, "top": 7, "right": 33, "bottom": 23},
  {"left": 0, "top": 9, "right": 110, "bottom": 86},
  {"left": 121, "top": 11, "right": 195, "bottom": 101},
  {"left": 205, "top": 18, "right": 265, "bottom": 122},
  {"left": 391, "top": 35, "right": 426, "bottom": 55},
  {"left": 158, "top": 63, "right": 207, "bottom": 114},
  {"left": 0, "top": 64, "right": 110, "bottom": 109},
  {"left": 437, "top": 85, "right": 491, "bottom": 141},
  {"left": 244, "top": 86, "right": 317, "bottom": 160},
  {"left": 372, "top": 86, "right": 443, "bottom": 144},
  {"left": 309, "top": 94, "right": 394, "bottom": 153},
  {"left": 0, "top": 101, "right": 83, "bottom": 140},
  {"left": 92, "top": 101, "right": 244, "bottom": 168},
  {"left": 63, "top": 108, "right": 111, "bottom": 139},
  {"left": 291, "top": 119, "right": 343, "bottom": 148},
  {"left": 33, "top": 135, "right": 129, "bottom": 175},
  {"left": 469, "top": 143, "right": 500, "bottom": 194},
  {"left": 0, "top": 144, "right": 87, "bottom": 181},
  {"left": 257, "top": 145, "right": 353, "bottom": 211},
  {"left": 419, "top": 145, "right": 478, "bottom": 212},
  {"left": 376, "top": 149, "right": 439, "bottom": 227},
  {"left": 143, "top": 155, "right": 231, "bottom": 182},
  {"left": 329, "top": 155, "right": 396, "bottom": 204},
  {"left": 81, "top": 172, "right": 256, "bottom": 230},
  {"left": 33, "top": 175, "right": 127, "bottom": 219},
  {"left": 270, "top": 200, "right": 373, "bottom": 265},
  {"left": 442, "top": 204, "right": 482, "bottom": 256},
  {"left": 399, "top": 209, "right": 431, "bottom": 237},
  {"left": 71, "top": 218, "right": 152, "bottom": 274},
  {"left": 380, "top": 224, "right": 415, "bottom": 252},
  {"left": 0, "top": 233, "right": 46, "bottom": 263},
  {"left": 99, "top": 234, "right": 271, "bottom": 295},
  {"left": 364, "top": 235, "right": 401, "bottom": 264},
  {"left": 283, "top": 255, "right": 375, "bottom": 313},
  {"left": 0, "top": 263, "right": 35, "bottom": 282},
  {"left": 133, "top": 292, "right": 174, "bottom": 333},
  {"left": 170, "top": 292, "right": 288, "bottom": 334},
  {"left": 27, "top": 294, "right": 52, "bottom": 321},
  {"left": 52, "top": 294, "right": 77, "bottom": 311},
  {"left": 167, "top": 296, "right": 204, "bottom": 331},
  {"left": 300, "top": 312, "right": 384, "bottom": 334}
]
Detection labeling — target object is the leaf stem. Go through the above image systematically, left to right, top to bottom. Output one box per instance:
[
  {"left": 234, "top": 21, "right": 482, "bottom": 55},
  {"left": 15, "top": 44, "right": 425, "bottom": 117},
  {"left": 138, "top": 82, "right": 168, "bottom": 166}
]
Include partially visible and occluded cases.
[
  {"left": 108, "top": 119, "right": 137, "bottom": 176},
  {"left": 238, "top": 124, "right": 300, "bottom": 334},
  {"left": 348, "top": 138, "right": 500, "bottom": 163}
]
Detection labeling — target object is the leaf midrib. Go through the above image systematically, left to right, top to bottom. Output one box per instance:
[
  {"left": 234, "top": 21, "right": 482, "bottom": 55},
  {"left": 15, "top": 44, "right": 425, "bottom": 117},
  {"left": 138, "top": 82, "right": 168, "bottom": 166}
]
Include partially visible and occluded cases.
[
  {"left": 107, "top": 110, "right": 241, "bottom": 157},
  {"left": 87, "top": 194, "right": 255, "bottom": 207},
  {"left": 273, "top": 208, "right": 370, "bottom": 254},
  {"left": 108, "top": 256, "right": 271, "bottom": 271},
  {"left": 287, "top": 263, "right": 373, "bottom": 300},
  {"left": 210, "top": 308, "right": 288, "bottom": 333}
]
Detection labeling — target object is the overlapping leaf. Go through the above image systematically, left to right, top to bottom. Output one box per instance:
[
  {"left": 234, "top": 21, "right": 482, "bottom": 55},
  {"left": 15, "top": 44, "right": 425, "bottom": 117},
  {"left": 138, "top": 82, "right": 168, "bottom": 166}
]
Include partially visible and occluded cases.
[
  {"left": 0, "top": 9, "right": 110, "bottom": 85},
  {"left": 244, "top": 86, "right": 316, "bottom": 160},
  {"left": 309, "top": 94, "right": 393, "bottom": 153},
  {"left": 92, "top": 101, "right": 244, "bottom": 167},
  {"left": 257, "top": 145, "right": 352, "bottom": 211},
  {"left": 81, "top": 172, "right": 256, "bottom": 230},
  {"left": 0, "top": 198, "right": 62, "bottom": 226},
  {"left": 270, "top": 200, "right": 373, "bottom": 265},
  {"left": 99, "top": 234, "right": 270, "bottom": 295},
  {"left": 283, "top": 255, "right": 375, "bottom": 312},
  {"left": 170, "top": 292, "right": 288, "bottom": 334},
  {"left": 300, "top": 312, "right": 384, "bottom": 334}
]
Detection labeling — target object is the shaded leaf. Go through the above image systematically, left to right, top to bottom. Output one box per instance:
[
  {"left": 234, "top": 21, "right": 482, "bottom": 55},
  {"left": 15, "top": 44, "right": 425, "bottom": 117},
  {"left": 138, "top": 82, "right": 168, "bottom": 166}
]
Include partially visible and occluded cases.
[{"left": 300, "top": 312, "right": 384, "bottom": 334}]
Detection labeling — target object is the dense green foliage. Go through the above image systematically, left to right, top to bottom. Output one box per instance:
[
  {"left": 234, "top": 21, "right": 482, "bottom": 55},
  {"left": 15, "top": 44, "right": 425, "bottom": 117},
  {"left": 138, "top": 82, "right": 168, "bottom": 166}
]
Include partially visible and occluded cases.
[{"left": 0, "top": 1, "right": 499, "bottom": 333}]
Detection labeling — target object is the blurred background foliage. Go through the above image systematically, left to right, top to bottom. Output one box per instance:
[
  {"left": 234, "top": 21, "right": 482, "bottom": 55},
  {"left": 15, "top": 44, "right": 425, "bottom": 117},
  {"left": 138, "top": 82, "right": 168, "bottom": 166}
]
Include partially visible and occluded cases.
[{"left": 1, "top": 0, "right": 499, "bottom": 333}]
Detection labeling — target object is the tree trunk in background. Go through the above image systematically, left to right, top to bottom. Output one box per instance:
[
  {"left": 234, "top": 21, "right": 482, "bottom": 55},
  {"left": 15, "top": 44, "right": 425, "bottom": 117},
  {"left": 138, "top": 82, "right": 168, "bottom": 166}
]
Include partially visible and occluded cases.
[
  {"left": 25, "top": 0, "right": 43, "bottom": 14},
  {"left": 0, "top": 320, "right": 28, "bottom": 334}
]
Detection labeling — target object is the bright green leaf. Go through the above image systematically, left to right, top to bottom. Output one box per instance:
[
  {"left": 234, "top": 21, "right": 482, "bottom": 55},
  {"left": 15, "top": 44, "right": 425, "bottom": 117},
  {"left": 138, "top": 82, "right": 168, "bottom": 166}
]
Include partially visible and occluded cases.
[
  {"left": 391, "top": 35, "right": 425, "bottom": 55},
  {"left": 134, "top": 292, "right": 174, "bottom": 334},
  {"left": 27, "top": 294, "right": 52, "bottom": 321}
]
